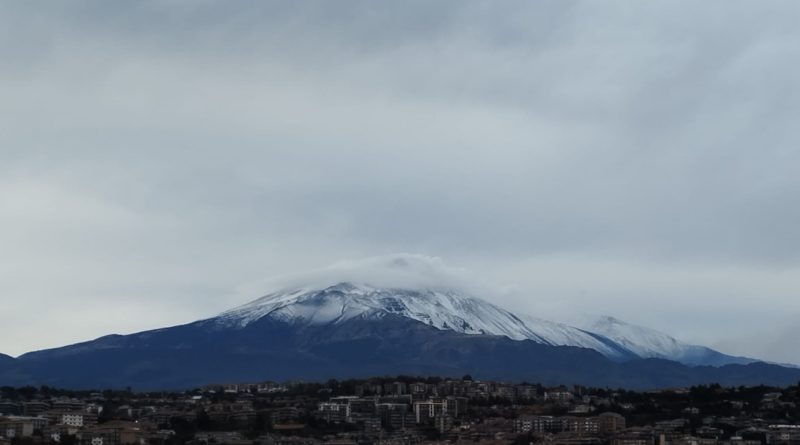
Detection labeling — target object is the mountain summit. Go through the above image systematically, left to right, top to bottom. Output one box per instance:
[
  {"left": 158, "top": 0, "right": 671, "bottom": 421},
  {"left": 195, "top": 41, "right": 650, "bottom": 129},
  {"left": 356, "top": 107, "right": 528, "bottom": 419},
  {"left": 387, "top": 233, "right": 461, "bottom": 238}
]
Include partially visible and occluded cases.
[
  {"left": 214, "top": 251, "right": 756, "bottom": 368},
  {"left": 211, "top": 254, "right": 753, "bottom": 366},
  {"left": 216, "top": 283, "right": 632, "bottom": 360}
]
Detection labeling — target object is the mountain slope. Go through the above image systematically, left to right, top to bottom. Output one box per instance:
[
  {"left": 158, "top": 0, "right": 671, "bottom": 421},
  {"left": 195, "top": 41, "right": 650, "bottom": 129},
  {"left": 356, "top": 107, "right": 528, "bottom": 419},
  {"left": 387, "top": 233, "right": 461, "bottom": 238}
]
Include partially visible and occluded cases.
[
  {"left": 7, "top": 314, "right": 800, "bottom": 390},
  {"left": 588, "top": 316, "right": 756, "bottom": 366},
  {"left": 0, "top": 353, "right": 14, "bottom": 369},
  {"left": 0, "top": 353, "right": 33, "bottom": 386}
]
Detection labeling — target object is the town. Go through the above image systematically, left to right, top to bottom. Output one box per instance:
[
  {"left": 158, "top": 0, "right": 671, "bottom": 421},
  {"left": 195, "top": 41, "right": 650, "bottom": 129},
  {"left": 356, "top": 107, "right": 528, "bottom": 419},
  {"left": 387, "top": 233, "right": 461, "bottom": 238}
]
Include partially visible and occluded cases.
[{"left": 3, "top": 377, "right": 800, "bottom": 445}]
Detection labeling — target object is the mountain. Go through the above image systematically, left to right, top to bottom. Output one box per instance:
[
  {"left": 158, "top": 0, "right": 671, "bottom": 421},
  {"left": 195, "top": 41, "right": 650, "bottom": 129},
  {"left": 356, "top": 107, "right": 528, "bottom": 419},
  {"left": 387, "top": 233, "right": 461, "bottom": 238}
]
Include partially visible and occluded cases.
[
  {"left": 1, "top": 254, "right": 795, "bottom": 389},
  {"left": 3, "top": 279, "right": 800, "bottom": 390},
  {"left": 216, "top": 282, "right": 754, "bottom": 367},
  {"left": 6, "top": 308, "right": 800, "bottom": 390},
  {"left": 5, "top": 313, "right": 612, "bottom": 389},
  {"left": 588, "top": 316, "right": 757, "bottom": 366}
]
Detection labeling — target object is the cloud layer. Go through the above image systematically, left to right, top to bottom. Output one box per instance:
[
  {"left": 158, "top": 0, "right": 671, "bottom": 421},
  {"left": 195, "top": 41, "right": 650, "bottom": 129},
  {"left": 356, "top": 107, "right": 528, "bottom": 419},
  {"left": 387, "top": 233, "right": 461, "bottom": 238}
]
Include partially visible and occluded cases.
[
  {"left": 1, "top": 1, "right": 799, "bottom": 362},
  {"left": 246, "top": 254, "right": 482, "bottom": 295}
]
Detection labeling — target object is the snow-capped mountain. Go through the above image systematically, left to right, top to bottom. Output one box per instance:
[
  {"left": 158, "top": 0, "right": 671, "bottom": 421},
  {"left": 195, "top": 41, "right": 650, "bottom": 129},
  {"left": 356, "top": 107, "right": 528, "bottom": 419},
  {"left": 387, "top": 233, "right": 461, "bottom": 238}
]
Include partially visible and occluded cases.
[
  {"left": 212, "top": 251, "right": 757, "bottom": 367},
  {"left": 3, "top": 254, "right": 788, "bottom": 390},
  {"left": 216, "top": 282, "right": 633, "bottom": 359},
  {"left": 587, "top": 316, "right": 756, "bottom": 366}
]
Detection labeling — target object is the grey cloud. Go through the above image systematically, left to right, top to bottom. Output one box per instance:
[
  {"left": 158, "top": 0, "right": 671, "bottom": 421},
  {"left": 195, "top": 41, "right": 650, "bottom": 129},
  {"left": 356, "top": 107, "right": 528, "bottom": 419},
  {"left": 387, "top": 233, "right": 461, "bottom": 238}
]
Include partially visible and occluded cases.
[{"left": 1, "top": 1, "right": 799, "bottom": 361}]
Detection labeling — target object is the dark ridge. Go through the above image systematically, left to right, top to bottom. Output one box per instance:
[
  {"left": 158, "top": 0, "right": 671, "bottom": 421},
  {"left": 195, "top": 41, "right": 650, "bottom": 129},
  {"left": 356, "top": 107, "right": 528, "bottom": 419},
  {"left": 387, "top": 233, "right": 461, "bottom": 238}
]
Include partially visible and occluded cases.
[{"left": 2, "top": 315, "right": 799, "bottom": 391}]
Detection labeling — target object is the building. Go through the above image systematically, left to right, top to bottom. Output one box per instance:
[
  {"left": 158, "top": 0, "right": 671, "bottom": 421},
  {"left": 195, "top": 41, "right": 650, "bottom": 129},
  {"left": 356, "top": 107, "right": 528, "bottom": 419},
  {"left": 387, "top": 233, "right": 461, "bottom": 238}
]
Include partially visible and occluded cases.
[
  {"left": 384, "top": 382, "right": 407, "bottom": 396},
  {"left": 410, "top": 383, "right": 430, "bottom": 400},
  {"left": 545, "top": 391, "right": 575, "bottom": 403},
  {"left": 445, "top": 397, "right": 468, "bottom": 418},
  {"left": 51, "top": 398, "right": 86, "bottom": 412},
  {"left": 347, "top": 398, "right": 377, "bottom": 422},
  {"left": 23, "top": 401, "right": 51, "bottom": 416},
  {"left": 413, "top": 401, "right": 445, "bottom": 423},
  {"left": 318, "top": 402, "right": 348, "bottom": 423},
  {"left": 0, "top": 403, "right": 21, "bottom": 416},
  {"left": 377, "top": 403, "right": 409, "bottom": 430},
  {"left": 270, "top": 407, "right": 301, "bottom": 425},
  {"left": 45, "top": 411, "right": 98, "bottom": 428},
  {"left": 514, "top": 413, "right": 625, "bottom": 436},
  {"left": 598, "top": 413, "right": 626, "bottom": 434},
  {"left": 1, "top": 415, "right": 50, "bottom": 437},
  {"left": 515, "top": 415, "right": 559, "bottom": 434},
  {"left": 1, "top": 416, "right": 36, "bottom": 438},
  {"left": 561, "top": 416, "right": 600, "bottom": 434},
  {"left": 78, "top": 422, "right": 143, "bottom": 445},
  {"left": 43, "top": 424, "right": 77, "bottom": 443},
  {"left": 768, "top": 425, "right": 800, "bottom": 444},
  {"left": 612, "top": 427, "right": 656, "bottom": 445}
]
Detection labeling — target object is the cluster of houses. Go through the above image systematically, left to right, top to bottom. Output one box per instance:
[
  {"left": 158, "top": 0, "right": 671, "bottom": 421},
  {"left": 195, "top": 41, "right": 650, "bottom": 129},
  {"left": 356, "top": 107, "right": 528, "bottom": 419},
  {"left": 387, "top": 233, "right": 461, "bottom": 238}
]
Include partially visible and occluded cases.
[
  {"left": 2, "top": 379, "right": 800, "bottom": 445},
  {"left": 0, "top": 397, "right": 146, "bottom": 445}
]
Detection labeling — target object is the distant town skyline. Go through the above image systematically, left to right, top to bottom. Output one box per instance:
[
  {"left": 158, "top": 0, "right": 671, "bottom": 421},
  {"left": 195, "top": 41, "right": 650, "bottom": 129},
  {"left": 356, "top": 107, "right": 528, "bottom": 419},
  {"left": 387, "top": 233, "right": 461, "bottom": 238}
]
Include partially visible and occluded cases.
[
  {"left": 2, "top": 1, "right": 800, "bottom": 363},
  {"left": 6, "top": 374, "right": 799, "bottom": 445}
]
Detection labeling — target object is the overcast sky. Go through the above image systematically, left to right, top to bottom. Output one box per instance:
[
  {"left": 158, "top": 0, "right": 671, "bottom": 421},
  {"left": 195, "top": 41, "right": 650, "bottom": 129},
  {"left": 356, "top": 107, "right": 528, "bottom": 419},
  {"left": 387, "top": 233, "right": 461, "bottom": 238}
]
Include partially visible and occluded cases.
[{"left": 2, "top": 1, "right": 799, "bottom": 363}]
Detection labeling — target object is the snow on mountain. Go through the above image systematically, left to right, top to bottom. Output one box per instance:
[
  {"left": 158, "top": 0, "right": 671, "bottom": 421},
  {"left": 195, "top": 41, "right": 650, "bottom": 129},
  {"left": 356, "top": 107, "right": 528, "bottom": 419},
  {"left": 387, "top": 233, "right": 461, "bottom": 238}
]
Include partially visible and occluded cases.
[
  {"left": 211, "top": 254, "right": 760, "bottom": 366},
  {"left": 216, "top": 282, "right": 632, "bottom": 359},
  {"left": 587, "top": 316, "right": 757, "bottom": 366},
  {"left": 587, "top": 316, "right": 689, "bottom": 358}
]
